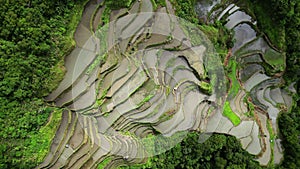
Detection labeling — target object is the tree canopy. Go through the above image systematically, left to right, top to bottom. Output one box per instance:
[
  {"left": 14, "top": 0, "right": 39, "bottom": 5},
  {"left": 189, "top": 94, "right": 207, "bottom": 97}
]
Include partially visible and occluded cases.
[{"left": 122, "top": 133, "right": 261, "bottom": 169}]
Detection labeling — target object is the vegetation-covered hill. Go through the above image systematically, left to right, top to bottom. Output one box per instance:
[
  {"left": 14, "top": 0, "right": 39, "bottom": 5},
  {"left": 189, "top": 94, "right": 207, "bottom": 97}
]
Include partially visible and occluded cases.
[{"left": 0, "top": 0, "right": 299, "bottom": 168}]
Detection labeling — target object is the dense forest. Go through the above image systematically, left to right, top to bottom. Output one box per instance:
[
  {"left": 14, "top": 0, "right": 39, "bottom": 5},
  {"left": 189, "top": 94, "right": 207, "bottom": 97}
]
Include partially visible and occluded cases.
[
  {"left": 0, "top": 0, "right": 299, "bottom": 168},
  {"left": 0, "top": 0, "right": 87, "bottom": 168},
  {"left": 121, "top": 133, "right": 261, "bottom": 169}
]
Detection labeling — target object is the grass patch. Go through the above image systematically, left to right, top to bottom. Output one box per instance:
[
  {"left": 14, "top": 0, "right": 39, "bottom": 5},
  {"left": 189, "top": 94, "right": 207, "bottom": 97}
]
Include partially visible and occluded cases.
[
  {"left": 105, "top": 0, "right": 133, "bottom": 10},
  {"left": 199, "top": 24, "right": 218, "bottom": 44},
  {"left": 263, "top": 49, "right": 285, "bottom": 72},
  {"left": 87, "top": 54, "right": 106, "bottom": 74},
  {"left": 227, "top": 59, "right": 240, "bottom": 98},
  {"left": 199, "top": 81, "right": 212, "bottom": 95},
  {"left": 137, "top": 94, "right": 155, "bottom": 107},
  {"left": 244, "top": 96, "right": 255, "bottom": 117},
  {"left": 223, "top": 101, "right": 241, "bottom": 126},
  {"left": 24, "top": 108, "right": 63, "bottom": 164},
  {"left": 159, "top": 109, "right": 176, "bottom": 122},
  {"left": 266, "top": 119, "right": 275, "bottom": 166},
  {"left": 266, "top": 120, "right": 275, "bottom": 142},
  {"left": 97, "top": 157, "right": 112, "bottom": 169}
]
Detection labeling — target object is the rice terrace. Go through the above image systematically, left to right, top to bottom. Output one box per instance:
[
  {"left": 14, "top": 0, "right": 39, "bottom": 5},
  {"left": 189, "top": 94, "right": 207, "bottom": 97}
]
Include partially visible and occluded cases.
[{"left": 0, "top": 0, "right": 299, "bottom": 168}]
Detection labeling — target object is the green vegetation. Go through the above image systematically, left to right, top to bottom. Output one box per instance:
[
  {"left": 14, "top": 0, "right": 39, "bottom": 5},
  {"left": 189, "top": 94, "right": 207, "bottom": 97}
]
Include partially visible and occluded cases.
[
  {"left": 0, "top": 0, "right": 87, "bottom": 168},
  {"left": 105, "top": 0, "right": 133, "bottom": 10},
  {"left": 151, "top": 0, "right": 167, "bottom": 10},
  {"left": 153, "top": 0, "right": 166, "bottom": 8},
  {"left": 169, "top": 0, "right": 199, "bottom": 24},
  {"left": 243, "top": 0, "right": 286, "bottom": 50},
  {"left": 245, "top": 0, "right": 300, "bottom": 84},
  {"left": 101, "top": 6, "right": 111, "bottom": 25},
  {"left": 199, "top": 22, "right": 233, "bottom": 61},
  {"left": 199, "top": 25, "right": 218, "bottom": 44},
  {"left": 263, "top": 49, "right": 285, "bottom": 72},
  {"left": 87, "top": 54, "right": 106, "bottom": 74},
  {"left": 227, "top": 59, "right": 240, "bottom": 98},
  {"left": 199, "top": 81, "right": 212, "bottom": 95},
  {"left": 137, "top": 94, "right": 155, "bottom": 107},
  {"left": 244, "top": 96, "right": 255, "bottom": 117},
  {"left": 223, "top": 101, "right": 241, "bottom": 126},
  {"left": 0, "top": 106, "right": 63, "bottom": 168},
  {"left": 278, "top": 107, "right": 300, "bottom": 168},
  {"left": 23, "top": 108, "right": 63, "bottom": 163},
  {"left": 266, "top": 120, "right": 275, "bottom": 166},
  {"left": 121, "top": 133, "right": 261, "bottom": 169},
  {"left": 98, "top": 157, "right": 112, "bottom": 169}
]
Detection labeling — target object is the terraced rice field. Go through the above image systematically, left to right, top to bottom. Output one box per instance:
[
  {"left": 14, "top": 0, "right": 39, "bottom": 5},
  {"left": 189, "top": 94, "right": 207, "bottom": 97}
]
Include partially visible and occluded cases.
[
  {"left": 39, "top": 0, "right": 293, "bottom": 168},
  {"left": 197, "top": 0, "right": 293, "bottom": 165}
]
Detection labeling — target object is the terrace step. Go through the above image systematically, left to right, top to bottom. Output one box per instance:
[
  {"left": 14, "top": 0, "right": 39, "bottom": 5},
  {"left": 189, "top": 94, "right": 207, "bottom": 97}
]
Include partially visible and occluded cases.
[
  {"left": 115, "top": 0, "right": 140, "bottom": 39},
  {"left": 119, "top": 0, "right": 153, "bottom": 53},
  {"left": 216, "top": 4, "right": 235, "bottom": 21},
  {"left": 141, "top": 8, "right": 172, "bottom": 49},
  {"left": 225, "top": 11, "right": 253, "bottom": 29},
  {"left": 235, "top": 37, "right": 272, "bottom": 58},
  {"left": 173, "top": 46, "right": 206, "bottom": 77},
  {"left": 46, "top": 48, "right": 97, "bottom": 101},
  {"left": 142, "top": 49, "right": 161, "bottom": 84},
  {"left": 239, "top": 54, "right": 263, "bottom": 65},
  {"left": 106, "top": 59, "right": 137, "bottom": 97},
  {"left": 239, "top": 63, "right": 264, "bottom": 82},
  {"left": 108, "top": 68, "right": 147, "bottom": 107},
  {"left": 244, "top": 72, "right": 270, "bottom": 92},
  {"left": 55, "top": 74, "right": 92, "bottom": 107},
  {"left": 250, "top": 78, "right": 281, "bottom": 111},
  {"left": 68, "top": 82, "right": 97, "bottom": 111},
  {"left": 153, "top": 82, "right": 196, "bottom": 135},
  {"left": 264, "top": 88, "right": 277, "bottom": 106},
  {"left": 270, "top": 88, "right": 285, "bottom": 104},
  {"left": 281, "top": 89, "right": 293, "bottom": 110},
  {"left": 135, "top": 90, "right": 173, "bottom": 124},
  {"left": 230, "top": 90, "right": 248, "bottom": 118},
  {"left": 166, "top": 91, "right": 207, "bottom": 136},
  {"left": 128, "top": 98, "right": 165, "bottom": 122},
  {"left": 191, "top": 102, "right": 207, "bottom": 131},
  {"left": 206, "top": 105, "right": 234, "bottom": 134},
  {"left": 37, "top": 110, "right": 72, "bottom": 169},
  {"left": 47, "top": 112, "right": 78, "bottom": 168},
  {"left": 256, "top": 112, "right": 271, "bottom": 165},
  {"left": 57, "top": 116, "right": 91, "bottom": 168},
  {"left": 229, "top": 121, "right": 254, "bottom": 139},
  {"left": 246, "top": 122, "right": 261, "bottom": 155},
  {"left": 131, "top": 125, "right": 152, "bottom": 138},
  {"left": 88, "top": 135, "right": 112, "bottom": 168},
  {"left": 240, "top": 136, "right": 252, "bottom": 149}
]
